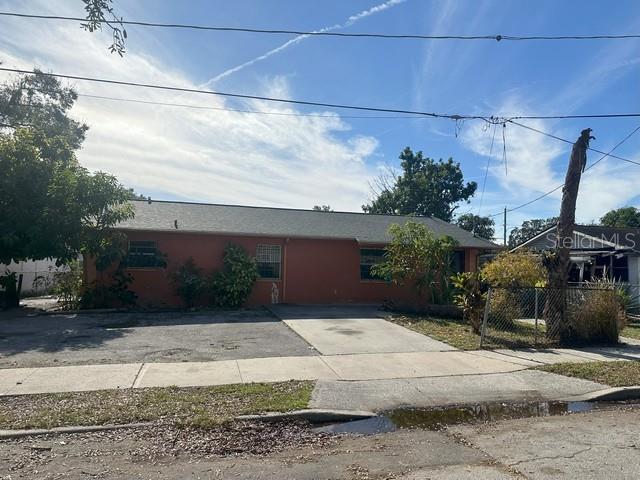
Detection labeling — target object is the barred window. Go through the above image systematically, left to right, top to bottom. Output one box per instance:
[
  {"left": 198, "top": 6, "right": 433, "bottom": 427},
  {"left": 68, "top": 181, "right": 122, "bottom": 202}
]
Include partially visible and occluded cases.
[
  {"left": 126, "top": 240, "right": 164, "bottom": 268},
  {"left": 256, "top": 245, "right": 281, "bottom": 279},
  {"left": 360, "top": 248, "right": 386, "bottom": 280}
]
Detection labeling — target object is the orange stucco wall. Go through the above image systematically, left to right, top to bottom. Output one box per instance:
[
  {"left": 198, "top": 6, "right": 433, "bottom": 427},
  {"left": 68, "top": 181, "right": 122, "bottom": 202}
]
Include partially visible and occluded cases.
[{"left": 88, "top": 230, "right": 480, "bottom": 308}]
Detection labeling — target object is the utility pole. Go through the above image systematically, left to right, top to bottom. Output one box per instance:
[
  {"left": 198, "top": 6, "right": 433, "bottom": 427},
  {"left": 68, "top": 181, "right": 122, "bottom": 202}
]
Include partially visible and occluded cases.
[
  {"left": 545, "top": 128, "right": 594, "bottom": 342},
  {"left": 503, "top": 207, "right": 507, "bottom": 247}
]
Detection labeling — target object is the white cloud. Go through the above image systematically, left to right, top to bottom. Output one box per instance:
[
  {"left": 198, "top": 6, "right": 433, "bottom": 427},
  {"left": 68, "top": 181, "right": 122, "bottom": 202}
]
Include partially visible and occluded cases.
[
  {"left": 0, "top": 2, "right": 381, "bottom": 211},
  {"left": 461, "top": 104, "right": 565, "bottom": 199},
  {"left": 462, "top": 109, "right": 640, "bottom": 223}
]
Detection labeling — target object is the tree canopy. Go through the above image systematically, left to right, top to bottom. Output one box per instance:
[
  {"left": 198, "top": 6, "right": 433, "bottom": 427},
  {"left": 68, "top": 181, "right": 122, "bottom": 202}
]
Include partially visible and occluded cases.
[
  {"left": 0, "top": 70, "right": 134, "bottom": 265},
  {"left": 362, "top": 147, "right": 477, "bottom": 222},
  {"left": 312, "top": 205, "right": 333, "bottom": 212},
  {"left": 600, "top": 206, "right": 640, "bottom": 228},
  {"left": 455, "top": 213, "right": 495, "bottom": 240},
  {"left": 508, "top": 217, "right": 558, "bottom": 249},
  {"left": 372, "top": 221, "right": 457, "bottom": 304}
]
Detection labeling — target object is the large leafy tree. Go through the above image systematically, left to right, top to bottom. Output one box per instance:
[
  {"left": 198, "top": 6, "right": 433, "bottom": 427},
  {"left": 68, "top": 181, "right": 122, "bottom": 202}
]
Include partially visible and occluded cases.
[
  {"left": 0, "top": 71, "right": 134, "bottom": 266},
  {"left": 363, "top": 147, "right": 477, "bottom": 221},
  {"left": 600, "top": 206, "right": 640, "bottom": 228},
  {"left": 455, "top": 213, "right": 495, "bottom": 240},
  {"left": 508, "top": 217, "right": 559, "bottom": 249},
  {"left": 372, "top": 222, "right": 458, "bottom": 304}
]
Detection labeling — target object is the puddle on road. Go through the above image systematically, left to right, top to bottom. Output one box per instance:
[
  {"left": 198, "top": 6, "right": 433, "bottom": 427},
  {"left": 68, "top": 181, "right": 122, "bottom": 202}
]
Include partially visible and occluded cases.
[{"left": 314, "top": 401, "right": 640, "bottom": 435}]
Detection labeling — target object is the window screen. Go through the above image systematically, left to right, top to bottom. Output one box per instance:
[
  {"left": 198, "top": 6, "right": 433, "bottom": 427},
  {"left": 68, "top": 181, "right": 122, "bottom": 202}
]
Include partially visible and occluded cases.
[
  {"left": 126, "top": 241, "right": 163, "bottom": 268},
  {"left": 256, "top": 245, "right": 281, "bottom": 279},
  {"left": 360, "top": 248, "right": 386, "bottom": 280},
  {"left": 451, "top": 250, "right": 466, "bottom": 274},
  {"left": 612, "top": 255, "right": 629, "bottom": 282}
]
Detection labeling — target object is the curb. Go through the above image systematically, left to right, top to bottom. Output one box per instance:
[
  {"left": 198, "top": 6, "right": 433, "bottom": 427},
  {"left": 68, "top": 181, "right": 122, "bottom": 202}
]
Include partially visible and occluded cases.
[
  {"left": 35, "top": 308, "right": 121, "bottom": 316},
  {"left": 561, "top": 386, "right": 640, "bottom": 403},
  {"left": 236, "top": 409, "right": 376, "bottom": 424},
  {"left": 0, "top": 422, "right": 153, "bottom": 439}
]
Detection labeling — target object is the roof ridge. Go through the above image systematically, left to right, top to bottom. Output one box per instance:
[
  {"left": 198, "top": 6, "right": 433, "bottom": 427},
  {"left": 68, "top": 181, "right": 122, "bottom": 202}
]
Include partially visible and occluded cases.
[{"left": 131, "top": 198, "right": 440, "bottom": 220}]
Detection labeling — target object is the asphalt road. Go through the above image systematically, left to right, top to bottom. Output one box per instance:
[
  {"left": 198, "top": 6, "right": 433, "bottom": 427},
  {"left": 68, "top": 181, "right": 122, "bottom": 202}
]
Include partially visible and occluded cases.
[
  {"left": 0, "top": 309, "right": 316, "bottom": 368},
  {"left": 1, "top": 407, "right": 638, "bottom": 479}
]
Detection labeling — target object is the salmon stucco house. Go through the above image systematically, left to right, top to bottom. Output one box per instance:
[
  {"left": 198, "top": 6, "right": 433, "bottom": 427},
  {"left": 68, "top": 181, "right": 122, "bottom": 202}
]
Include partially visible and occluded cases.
[{"left": 85, "top": 199, "right": 497, "bottom": 308}]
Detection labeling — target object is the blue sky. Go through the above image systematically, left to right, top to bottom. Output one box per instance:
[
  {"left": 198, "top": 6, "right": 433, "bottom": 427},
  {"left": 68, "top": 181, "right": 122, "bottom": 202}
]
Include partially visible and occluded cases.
[{"left": 1, "top": 0, "right": 639, "bottom": 240}]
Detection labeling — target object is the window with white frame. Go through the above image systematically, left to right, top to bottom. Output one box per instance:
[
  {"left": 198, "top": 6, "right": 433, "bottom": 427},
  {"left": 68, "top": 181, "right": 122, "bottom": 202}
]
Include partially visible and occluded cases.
[{"left": 256, "top": 245, "right": 281, "bottom": 279}]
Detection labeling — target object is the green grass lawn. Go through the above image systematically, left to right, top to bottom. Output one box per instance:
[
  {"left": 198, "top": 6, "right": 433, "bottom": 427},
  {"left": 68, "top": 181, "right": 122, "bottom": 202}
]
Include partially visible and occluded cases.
[
  {"left": 387, "top": 313, "right": 554, "bottom": 350},
  {"left": 387, "top": 314, "right": 481, "bottom": 350},
  {"left": 622, "top": 324, "right": 640, "bottom": 340},
  {"left": 537, "top": 361, "right": 640, "bottom": 387},
  {"left": 0, "top": 381, "right": 313, "bottom": 430}
]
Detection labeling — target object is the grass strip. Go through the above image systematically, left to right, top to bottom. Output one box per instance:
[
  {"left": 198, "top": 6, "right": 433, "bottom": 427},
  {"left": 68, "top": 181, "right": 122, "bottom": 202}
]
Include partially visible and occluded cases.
[
  {"left": 537, "top": 361, "right": 640, "bottom": 387},
  {"left": 0, "top": 381, "right": 313, "bottom": 430}
]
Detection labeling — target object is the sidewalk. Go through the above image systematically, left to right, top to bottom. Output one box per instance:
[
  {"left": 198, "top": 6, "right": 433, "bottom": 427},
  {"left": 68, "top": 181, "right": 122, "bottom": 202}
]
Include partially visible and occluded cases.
[{"left": 1, "top": 345, "right": 638, "bottom": 396}]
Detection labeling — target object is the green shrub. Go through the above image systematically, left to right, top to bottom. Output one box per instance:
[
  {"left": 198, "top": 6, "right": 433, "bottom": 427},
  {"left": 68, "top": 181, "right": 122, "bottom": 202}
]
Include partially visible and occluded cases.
[
  {"left": 372, "top": 222, "right": 457, "bottom": 304},
  {"left": 209, "top": 245, "right": 258, "bottom": 309},
  {"left": 481, "top": 250, "right": 546, "bottom": 288},
  {"left": 169, "top": 257, "right": 205, "bottom": 308},
  {"left": 53, "top": 261, "right": 83, "bottom": 310},
  {"left": 81, "top": 266, "right": 137, "bottom": 309},
  {"left": 0, "top": 272, "right": 19, "bottom": 308},
  {"left": 451, "top": 272, "right": 485, "bottom": 334}
]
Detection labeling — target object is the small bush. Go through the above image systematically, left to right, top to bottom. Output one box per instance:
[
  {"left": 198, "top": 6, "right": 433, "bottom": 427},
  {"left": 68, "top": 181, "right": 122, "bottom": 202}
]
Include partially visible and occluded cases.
[
  {"left": 209, "top": 245, "right": 258, "bottom": 309},
  {"left": 169, "top": 258, "right": 205, "bottom": 308},
  {"left": 53, "top": 261, "right": 83, "bottom": 310},
  {"left": 81, "top": 266, "right": 137, "bottom": 309},
  {"left": 0, "top": 272, "right": 19, "bottom": 308},
  {"left": 451, "top": 272, "right": 485, "bottom": 334},
  {"left": 567, "top": 280, "right": 627, "bottom": 344},
  {"left": 488, "top": 289, "right": 522, "bottom": 330}
]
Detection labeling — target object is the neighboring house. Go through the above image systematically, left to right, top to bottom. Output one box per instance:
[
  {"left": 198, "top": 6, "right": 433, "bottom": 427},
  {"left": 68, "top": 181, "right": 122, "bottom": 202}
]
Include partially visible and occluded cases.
[
  {"left": 85, "top": 199, "right": 498, "bottom": 308},
  {"left": 513, "top": 224, "right": 640, "bottom": 305},
  {"left": 1, "top": 258, "right": 62, "bottom": 296}
]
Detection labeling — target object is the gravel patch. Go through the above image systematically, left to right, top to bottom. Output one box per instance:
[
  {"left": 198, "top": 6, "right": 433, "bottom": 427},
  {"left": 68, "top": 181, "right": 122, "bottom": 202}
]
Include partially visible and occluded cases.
[{"left": 0, "top": 420, "right": 339, "bottom": 476}]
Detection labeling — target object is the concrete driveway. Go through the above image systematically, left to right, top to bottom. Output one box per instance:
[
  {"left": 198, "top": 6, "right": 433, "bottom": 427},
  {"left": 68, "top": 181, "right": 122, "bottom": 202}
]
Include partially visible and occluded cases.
[
  {"left": 270, "top": 305, "right": 456, "bottom": 355},
  {"left": 0, "top": 309, "right": 316, "bottom": 368}
]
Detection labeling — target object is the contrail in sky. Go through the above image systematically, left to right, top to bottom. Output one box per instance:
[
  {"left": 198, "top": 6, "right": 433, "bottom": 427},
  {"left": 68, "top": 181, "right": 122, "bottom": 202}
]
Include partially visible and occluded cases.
[{"left": 202, "top": 0, "right": 407, "bottom": 86}]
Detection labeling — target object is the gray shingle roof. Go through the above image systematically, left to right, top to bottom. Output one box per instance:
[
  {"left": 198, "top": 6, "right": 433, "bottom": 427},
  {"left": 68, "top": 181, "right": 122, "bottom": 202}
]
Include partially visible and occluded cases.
[
  {"left": 118, "top": 200, "right": 498, "bottom": 249},
  {"left": 574, "top": 225, "right": 640, "bottom": 251}
]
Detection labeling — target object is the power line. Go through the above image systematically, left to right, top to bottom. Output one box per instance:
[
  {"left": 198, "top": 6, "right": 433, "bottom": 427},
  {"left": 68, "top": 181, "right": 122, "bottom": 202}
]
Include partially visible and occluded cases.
[
  {"left": 1, "top": 12, "right": 640, "bottom": 42},
  {"left": 0, "top": 67, "right": 490, "bottom": 120},
  {"left": 2, "top": 67, "right": 640, "bottom": 124},
  {"left": 74, "top": 93, "right": 428, "bottom": 119},
  {"left": 507, "top": 120, "right": 640, "bottom": 167},
  {"left": 476, "top": 123, "right": 497, "bottom": 217},
  {"left": 486, "top": 124, "right": 640, "bottom": 218}
]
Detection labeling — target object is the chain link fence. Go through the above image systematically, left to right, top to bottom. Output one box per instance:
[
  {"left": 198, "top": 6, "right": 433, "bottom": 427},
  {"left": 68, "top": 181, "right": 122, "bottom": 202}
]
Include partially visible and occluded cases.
[{"left": 480, "top": 286, "right": 625, "bottom": 349}]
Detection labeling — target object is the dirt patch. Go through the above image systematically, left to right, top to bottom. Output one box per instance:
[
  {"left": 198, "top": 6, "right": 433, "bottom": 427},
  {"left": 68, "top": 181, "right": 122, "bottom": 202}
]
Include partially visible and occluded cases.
[{"left": 0, "top": 420, "right": 339, "bottom": 476}]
